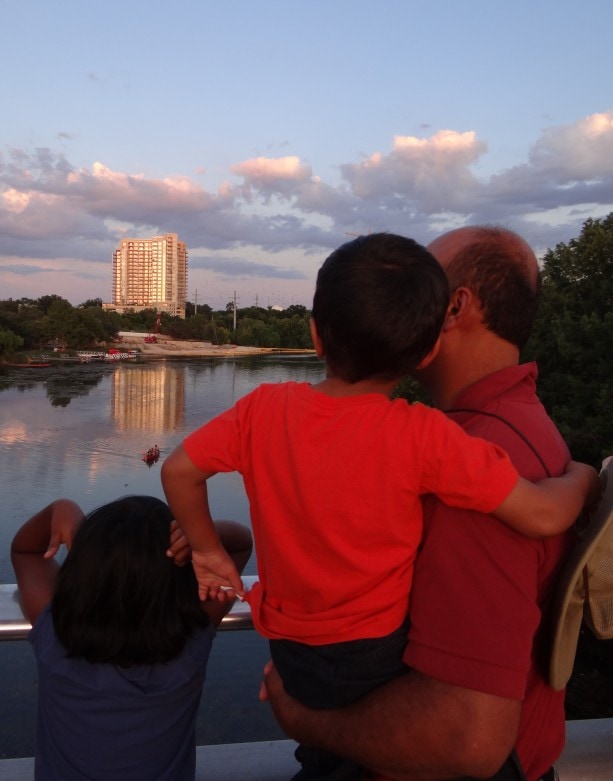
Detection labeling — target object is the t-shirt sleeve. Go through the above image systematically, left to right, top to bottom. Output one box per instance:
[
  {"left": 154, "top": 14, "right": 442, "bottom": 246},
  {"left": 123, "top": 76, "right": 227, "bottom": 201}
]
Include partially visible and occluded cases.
[
  {"left": 183, "top": 392, "right": 253, "bottom": 474},
  {"left": 418, "top": 406, "right": 519, "bottom": 513}
]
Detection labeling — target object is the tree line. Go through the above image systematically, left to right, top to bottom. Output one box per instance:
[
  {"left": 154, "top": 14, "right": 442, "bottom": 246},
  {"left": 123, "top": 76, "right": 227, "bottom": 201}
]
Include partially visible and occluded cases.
[
  {"left": 1, "top": 213, "right": 612, "bottom": 465},
  {"left": 0, "top": 296, "right": 313, "bottom": 355}
]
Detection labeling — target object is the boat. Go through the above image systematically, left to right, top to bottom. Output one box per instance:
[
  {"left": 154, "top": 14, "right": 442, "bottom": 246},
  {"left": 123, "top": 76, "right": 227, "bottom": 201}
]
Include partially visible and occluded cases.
[
  {"left": 77, "top": 351, "right": 106, "bottom": 363},
  {"left": 142, "top": 445, "right": 160, "bottom": 466}
]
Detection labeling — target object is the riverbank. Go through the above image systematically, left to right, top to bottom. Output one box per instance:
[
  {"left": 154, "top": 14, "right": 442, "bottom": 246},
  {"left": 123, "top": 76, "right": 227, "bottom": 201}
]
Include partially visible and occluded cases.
[
  {"left": 131, "top": 338, "right": 315, "bottom": 359},
  {"left": 1, "top": 341, "right": 316, "bottom": 366}
]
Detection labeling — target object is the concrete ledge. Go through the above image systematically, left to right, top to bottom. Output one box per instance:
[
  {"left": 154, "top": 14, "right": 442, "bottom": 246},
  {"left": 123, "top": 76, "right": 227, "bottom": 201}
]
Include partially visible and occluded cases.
[
  {"left": 556, "top": 717, "right": 613, "bottom": 779},
  {"left": 1, "top": 722, "right": 613, "bottom": 781},
  {"left": 0, "top": 740, "right": 299, "bottom": 780}
]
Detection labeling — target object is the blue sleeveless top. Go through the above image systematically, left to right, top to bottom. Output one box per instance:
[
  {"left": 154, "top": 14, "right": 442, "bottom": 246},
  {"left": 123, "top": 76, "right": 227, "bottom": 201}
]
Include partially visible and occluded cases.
[{"left": 29, "top": 606, "right": 215, "bottom": 780}]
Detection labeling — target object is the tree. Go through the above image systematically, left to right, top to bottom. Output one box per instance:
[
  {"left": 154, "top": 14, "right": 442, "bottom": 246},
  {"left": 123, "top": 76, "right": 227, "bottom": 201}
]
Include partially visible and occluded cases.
[
  {"left": 524, "top": 214, "right": 613, "bottom": 464},
  {"left": 0, "top": 326, "right": 24, "bottom": 355}
]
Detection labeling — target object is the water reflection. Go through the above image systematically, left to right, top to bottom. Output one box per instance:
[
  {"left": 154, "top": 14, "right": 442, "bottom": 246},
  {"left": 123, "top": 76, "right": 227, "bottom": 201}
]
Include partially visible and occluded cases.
[
  {"left": 0, "top": 355, "right": 324, "bottom": 573},
  {"left": 112, "top": 365, "right": 185, "bottom": 433}
]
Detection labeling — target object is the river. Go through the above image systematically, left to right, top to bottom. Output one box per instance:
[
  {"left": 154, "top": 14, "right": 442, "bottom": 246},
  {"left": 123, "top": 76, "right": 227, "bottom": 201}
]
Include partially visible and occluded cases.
[{"left": 0, "top": 354, "right": 325, "bottom": 758}]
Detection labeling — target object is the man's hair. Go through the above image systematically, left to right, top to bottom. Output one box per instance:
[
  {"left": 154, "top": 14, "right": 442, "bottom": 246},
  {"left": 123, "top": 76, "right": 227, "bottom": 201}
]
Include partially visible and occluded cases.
[
  {"left": 444, "top": 226, "right": 541, "bottom": 349},
  {"left": 311, "top": 233, "right": 449, "bottom": 383},
  {"left": 52, "top": 496, "right": 208, "bottom": 665}
]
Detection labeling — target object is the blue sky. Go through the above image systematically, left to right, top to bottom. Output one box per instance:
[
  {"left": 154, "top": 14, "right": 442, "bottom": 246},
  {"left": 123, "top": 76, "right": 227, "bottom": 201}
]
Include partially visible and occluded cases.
[{"left": 2, "top": 0, "right": 613, "bottom": 310}]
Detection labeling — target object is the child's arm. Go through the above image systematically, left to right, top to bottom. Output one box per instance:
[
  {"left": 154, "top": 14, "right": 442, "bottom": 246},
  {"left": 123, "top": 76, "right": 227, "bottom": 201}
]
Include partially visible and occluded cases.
[
  {"left": 161, "top": 444, "right": 245, "bottom": 600},
  {"left": 492, "top": 460, "right": 600, "bottom": 538},
  {"left": 11, "top": 499, "right": 85, "bottom": 624},
  {"left": 200, "top": 521, "right": 253, "bottom": 626}
]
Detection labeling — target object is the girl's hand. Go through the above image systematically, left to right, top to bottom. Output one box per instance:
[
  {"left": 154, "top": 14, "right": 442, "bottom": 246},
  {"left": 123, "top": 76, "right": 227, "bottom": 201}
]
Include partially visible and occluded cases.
[{"left": 167, "top": 520, "right": 192, "bottom": 566}]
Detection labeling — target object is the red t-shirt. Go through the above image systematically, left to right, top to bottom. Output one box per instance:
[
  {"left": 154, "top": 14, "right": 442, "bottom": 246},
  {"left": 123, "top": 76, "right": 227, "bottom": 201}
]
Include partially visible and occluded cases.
[
  {"left": 403, "top": 363, "right": 574, "bottom": 781},
  {"left": 184, "top": 382, "right": 518, "bottom": 645}
]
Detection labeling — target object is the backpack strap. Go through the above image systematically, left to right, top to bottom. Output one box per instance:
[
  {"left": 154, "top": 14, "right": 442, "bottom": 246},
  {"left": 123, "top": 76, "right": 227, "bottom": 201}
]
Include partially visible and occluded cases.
[{"left": 445, "top": 408, "right": 552, "bottom": 478}]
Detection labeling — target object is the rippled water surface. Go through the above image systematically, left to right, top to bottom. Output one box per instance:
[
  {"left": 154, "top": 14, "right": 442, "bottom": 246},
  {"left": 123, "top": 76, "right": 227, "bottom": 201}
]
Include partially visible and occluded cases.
[{"left": 0, "top": 354, "right": 324, "bottom": 757}]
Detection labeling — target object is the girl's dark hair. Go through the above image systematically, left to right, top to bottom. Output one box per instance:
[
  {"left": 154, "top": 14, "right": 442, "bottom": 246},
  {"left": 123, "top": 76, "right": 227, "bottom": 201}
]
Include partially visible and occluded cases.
[
  {"left": 312, "top": 233, "right": 450, "bottom": 383},
  {"left": 52, "top": 496, "right": 208, "bottom": 666}
]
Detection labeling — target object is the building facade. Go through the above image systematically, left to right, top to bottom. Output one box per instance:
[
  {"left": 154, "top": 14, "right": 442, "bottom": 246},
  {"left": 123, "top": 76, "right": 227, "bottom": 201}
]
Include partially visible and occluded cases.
[{"left": 108, "top": 233, "right": 188, "bottom": 319}]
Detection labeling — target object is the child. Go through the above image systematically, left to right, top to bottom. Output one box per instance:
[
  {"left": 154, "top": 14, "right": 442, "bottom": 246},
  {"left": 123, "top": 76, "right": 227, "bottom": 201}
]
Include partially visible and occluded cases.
[
  {"left": 162, "top": 234, "right": 597, "bottom": 777},
  {"left": 11, "top": 495, "right": 252, "bottom": 781}
]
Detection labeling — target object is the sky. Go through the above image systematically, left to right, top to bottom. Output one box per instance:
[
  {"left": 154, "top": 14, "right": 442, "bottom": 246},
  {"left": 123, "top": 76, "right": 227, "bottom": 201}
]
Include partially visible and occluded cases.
[{"left": 2, "top": 0, "right": 613, "bottom": 311}]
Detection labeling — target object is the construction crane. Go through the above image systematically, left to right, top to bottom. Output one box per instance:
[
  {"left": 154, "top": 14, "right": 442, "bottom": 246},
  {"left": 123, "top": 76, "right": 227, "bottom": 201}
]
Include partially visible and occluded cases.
[{"left": 145, "top": 315, "right": 161, "bottom": 344}]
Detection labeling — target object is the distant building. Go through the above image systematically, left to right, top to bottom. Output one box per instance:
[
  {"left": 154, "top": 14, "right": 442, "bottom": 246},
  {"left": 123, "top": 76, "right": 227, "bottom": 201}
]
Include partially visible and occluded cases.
[{"left": 104, "top": 233, "right": 188, "bottom": 319}]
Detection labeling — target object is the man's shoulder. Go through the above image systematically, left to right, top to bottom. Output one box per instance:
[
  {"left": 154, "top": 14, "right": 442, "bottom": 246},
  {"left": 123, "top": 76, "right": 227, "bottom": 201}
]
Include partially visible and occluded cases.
[{"left": 448, "top": 365, "right": 569, "bottom": 478}]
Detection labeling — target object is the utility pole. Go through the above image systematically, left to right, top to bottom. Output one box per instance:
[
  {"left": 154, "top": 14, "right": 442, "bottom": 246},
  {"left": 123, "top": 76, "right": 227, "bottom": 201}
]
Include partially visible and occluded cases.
[
  {"left": 194, "top": 288, "right": 198, "bottom": 315},
  {"left": 233, "top": 291, "right": 237, "bottom": 331}
]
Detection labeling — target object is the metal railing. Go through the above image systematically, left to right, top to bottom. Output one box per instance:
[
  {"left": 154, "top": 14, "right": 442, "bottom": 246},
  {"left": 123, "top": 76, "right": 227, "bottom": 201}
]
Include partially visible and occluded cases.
[{"left": 0, "top": 577, "right": 257, "bottom": 640}]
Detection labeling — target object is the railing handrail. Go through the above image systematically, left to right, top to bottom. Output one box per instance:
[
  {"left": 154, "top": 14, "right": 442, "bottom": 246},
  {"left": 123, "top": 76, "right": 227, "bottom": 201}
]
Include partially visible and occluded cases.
[{"left": 0, "top": 577, "right": 257, "bottom": 640}]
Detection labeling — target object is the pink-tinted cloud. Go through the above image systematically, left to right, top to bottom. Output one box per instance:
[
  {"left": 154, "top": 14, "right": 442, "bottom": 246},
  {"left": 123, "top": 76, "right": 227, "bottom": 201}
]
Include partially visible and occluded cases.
[{"left": 2, "top": 112, "right": 613, "bottom": 301}]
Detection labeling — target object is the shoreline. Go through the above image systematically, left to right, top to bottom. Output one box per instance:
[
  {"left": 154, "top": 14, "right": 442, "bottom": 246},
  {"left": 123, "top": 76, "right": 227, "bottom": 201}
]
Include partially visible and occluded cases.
[
  {"left": 132, "top": 339, "right": 315, "bottom": 359},
  {"left": 2, "top": 341, "right": 316, "bottom": 365}
]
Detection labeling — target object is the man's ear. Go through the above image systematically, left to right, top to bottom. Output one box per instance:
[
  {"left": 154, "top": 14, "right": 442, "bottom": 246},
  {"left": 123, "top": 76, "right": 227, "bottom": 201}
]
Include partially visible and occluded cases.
[
  {"left": 442, "top": 287, "right": 470, "bottom": 331},
  {"left": 310, "top": 318, "right": 325, "bottom": 357},
  {"left": 416, "top": 335, "right": 441, "bottom": 369}
]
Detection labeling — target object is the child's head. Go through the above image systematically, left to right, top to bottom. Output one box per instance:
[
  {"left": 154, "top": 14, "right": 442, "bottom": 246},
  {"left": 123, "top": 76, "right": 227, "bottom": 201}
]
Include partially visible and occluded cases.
[
  {"left": 311, "top": 233, "right": 449, "bottom": 383},
  {"left": 52, "top": 495, "right": 207, "bottom": 666}
]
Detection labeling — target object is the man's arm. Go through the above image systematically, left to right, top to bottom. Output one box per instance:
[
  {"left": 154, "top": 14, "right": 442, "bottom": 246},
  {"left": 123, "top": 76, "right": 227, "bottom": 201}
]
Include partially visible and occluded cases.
[{"left": 263, "top": 663, "right": 520, "bottom": 781}]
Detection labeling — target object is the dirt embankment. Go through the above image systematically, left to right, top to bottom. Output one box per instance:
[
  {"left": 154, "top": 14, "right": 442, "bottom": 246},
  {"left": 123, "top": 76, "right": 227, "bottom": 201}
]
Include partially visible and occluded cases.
[{"left": 120, "top": 337, "right": 314, "bottom": 359}]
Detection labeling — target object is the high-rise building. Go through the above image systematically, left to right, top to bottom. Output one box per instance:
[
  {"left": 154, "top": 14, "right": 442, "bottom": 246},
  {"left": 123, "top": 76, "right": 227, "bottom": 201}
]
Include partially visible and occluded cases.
[{"left": 109, "top": 233, "right": 188, "bottom": 319}]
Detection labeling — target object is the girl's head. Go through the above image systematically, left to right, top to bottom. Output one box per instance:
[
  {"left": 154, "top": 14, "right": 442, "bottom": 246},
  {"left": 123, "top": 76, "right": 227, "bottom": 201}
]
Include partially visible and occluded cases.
[{"left": 52, "top": 495, "right": 208, "bottom": 666}]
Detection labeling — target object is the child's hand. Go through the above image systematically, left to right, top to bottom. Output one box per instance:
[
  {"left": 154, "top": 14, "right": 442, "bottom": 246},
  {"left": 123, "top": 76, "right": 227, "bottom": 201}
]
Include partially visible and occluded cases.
[
  {"left": 45, "top": 500, "right": 85, "bottom": 559},
  {"left": 191, "top": 545, "right": 244, "bottom": 601}
]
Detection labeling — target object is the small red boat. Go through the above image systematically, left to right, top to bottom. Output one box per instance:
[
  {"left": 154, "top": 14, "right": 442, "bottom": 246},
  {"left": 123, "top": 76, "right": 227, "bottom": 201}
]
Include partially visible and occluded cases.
[{"left": 142, "top": 445, "right": 160, "bottom": 467}]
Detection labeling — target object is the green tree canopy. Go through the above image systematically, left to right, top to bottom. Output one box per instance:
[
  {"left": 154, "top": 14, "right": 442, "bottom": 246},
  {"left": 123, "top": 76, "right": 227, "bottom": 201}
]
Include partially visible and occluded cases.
[{"left": 524, "top": 214, "right": 613, "bottom": 464}]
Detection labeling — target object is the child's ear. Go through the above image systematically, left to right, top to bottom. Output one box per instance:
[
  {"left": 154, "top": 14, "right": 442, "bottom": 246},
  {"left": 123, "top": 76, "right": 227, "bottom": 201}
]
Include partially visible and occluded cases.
[
  {"left": 310, "top": 318, "right": 325, "bottom": 358},
  {"left": 416, "top": 336, "right": 441, "bottom": 369}
]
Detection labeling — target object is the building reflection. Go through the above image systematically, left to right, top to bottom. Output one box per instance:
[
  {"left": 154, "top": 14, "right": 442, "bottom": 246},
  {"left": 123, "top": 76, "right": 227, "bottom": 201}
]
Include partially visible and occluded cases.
[{"left": 111, "top": 365, "right": 185, "bottom": 432}]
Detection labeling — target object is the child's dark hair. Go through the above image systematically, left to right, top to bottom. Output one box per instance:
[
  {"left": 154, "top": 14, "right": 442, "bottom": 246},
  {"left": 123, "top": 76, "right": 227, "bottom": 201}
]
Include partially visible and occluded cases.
[
  {"left": 311, "top": 233, "right": 450, "bottom": 383},
  {"left": 52, "top": 496, "right": 208, "bottom": 666}
]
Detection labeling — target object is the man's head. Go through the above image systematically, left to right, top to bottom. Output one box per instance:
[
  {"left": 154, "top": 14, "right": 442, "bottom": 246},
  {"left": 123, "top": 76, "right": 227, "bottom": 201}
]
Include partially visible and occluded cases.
[
  {"left": 417, "top": 226, "right": 542, "bottom": 408},
  {"left": 428, "top": 226, "right": 541, "bottom": 350},
  {"left": 311, "top": 233, "right": 449, "bottom": 384}
]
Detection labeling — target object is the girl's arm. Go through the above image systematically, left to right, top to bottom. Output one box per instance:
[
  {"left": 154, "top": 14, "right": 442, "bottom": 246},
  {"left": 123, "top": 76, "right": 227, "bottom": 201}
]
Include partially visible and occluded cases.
[
  {"left": 161, "top": 445, "right": 244, "bottom": 600},
  {"left": 493, "top": 460, "right": 600, "bottom": 538},
  {"left": 11, "top": 500, "right": 85, "bottom": 624}
]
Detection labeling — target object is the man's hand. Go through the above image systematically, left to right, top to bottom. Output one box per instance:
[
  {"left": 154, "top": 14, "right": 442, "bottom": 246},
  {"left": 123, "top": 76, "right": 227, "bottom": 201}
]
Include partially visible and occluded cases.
[{"left": 260, "top": 661, "right": 314, "bottom": 743}]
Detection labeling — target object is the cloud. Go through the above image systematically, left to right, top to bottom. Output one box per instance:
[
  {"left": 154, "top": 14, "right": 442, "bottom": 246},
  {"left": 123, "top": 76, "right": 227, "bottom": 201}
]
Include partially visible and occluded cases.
[
  {"left": 2, "top": 111, "right": 613, "bottom": 303},
  {"left": 530, "top": 112, "right": 613, "bottom": 180},
  {"left": 340, "top": 131, "right": 486, "bottom": 208},
  {"left": 190, "top": 254, "right": 308, "bottom": 280},
  {"left": 1, "top": 264, "right": 56, "bottom": 276}
]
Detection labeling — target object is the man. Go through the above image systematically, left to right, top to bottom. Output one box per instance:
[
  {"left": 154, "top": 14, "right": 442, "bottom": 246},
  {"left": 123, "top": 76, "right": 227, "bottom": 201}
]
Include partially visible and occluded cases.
[{"left": 262, "top": 226, "right": 574, "bottom": 781}]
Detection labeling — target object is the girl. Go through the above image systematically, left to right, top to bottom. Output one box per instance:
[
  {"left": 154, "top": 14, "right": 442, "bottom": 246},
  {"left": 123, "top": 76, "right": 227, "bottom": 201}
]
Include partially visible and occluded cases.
[{"left": 11, "top": 496, "right": 252, "bottom": 780}]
